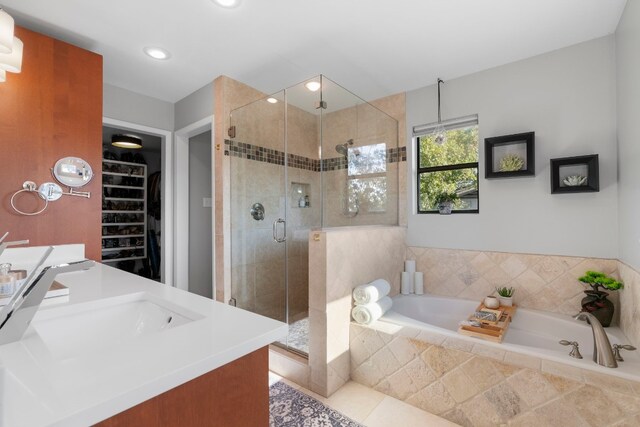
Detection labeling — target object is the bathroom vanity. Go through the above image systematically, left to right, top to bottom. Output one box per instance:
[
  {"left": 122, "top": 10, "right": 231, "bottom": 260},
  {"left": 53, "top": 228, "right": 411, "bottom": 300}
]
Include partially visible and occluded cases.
[{"left": 0, "top": 256, "right": 287, "bottom": 427}]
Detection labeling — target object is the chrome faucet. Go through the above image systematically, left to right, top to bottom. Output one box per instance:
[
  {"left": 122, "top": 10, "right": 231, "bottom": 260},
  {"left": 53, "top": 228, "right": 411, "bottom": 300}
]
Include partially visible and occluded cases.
[
  {"left": 0, "top": 232, "right": 29, "bottom": 257},
  {"left": 0, "top": 246, "right": 95, "bottom": 345},
  {"left": 573, "top": 312, "right": 617, "bottom": 368}
]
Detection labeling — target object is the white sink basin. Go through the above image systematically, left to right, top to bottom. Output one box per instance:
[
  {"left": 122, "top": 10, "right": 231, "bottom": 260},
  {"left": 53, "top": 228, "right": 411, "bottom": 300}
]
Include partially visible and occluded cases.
[{"left": 25, "top": 292, "right": 204, "bottom": 360}]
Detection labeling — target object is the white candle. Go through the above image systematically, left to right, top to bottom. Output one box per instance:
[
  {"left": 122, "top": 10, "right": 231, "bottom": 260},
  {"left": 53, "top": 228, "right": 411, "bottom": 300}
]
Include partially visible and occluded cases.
[
  {"left": 404, "top": 260, "right": 416, "bottom": 274},
  {"left": 401, "top": 272, "right": 413, "bottom": 295},
  {"left": 414, "top": 272, "right": 424, "bottom": 295}
]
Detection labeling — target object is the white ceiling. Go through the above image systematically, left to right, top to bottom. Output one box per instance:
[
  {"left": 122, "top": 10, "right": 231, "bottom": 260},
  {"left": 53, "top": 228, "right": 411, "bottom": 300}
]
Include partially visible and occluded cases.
[{"left": 2, "top": 0, "right": 627, "bottom": 104}]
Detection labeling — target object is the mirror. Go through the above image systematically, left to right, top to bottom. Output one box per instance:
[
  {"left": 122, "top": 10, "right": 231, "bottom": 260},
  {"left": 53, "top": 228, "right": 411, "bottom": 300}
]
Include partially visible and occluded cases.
[{"left": 53, "top": 157, "right": 93, "bottom": 188}]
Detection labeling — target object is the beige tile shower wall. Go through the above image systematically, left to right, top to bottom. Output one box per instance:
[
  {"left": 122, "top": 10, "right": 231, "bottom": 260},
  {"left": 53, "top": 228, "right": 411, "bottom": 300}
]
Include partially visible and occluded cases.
[
  {"left": 230, "top": 93, "right": 319, "bottom": 158},
  {"left": 230, "top": 158, "right": 285, "bottom": 319},
  {"left": 229, "top": 162, "right": 319, "bottom": 320},
  {"left": 287, "top": 167, "right": 321, "bottom": 318},
  {"left": 308, "top": 226, "right": 406, "bottom": 397},
  {"left": 406, "top": 247, "right": 620, "bottom": 318},
  {"left": 618, "top": 262, "right": 640, "bottom": 348},
  {"left": 350, "top": 322, "right": 640, "bottom": 427}
]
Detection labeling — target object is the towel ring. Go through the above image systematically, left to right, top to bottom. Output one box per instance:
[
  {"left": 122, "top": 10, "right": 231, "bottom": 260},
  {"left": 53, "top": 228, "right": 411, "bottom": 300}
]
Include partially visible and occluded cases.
[{"left": 10, "top": 181, "right": 62, "bottom": 216}]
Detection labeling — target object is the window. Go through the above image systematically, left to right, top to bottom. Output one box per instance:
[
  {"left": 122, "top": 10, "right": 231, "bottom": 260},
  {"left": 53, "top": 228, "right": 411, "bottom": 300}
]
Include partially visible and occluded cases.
[
  {"left": 415, "top": 116, "right": 479, "bottom": 213},
  {"left": 347, "top": 143, "right": 387, "bottom": 213}
]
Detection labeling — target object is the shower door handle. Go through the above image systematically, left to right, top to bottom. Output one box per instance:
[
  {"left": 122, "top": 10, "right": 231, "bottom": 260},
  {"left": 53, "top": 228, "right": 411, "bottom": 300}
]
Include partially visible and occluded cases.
[{"left": 273, "top": 218, "right": 286, "bottom": 243}]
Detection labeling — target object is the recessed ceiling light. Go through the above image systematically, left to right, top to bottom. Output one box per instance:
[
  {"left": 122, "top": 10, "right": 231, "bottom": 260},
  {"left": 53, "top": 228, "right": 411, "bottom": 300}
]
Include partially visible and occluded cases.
[
  {"left": 212, "top": 0, "right": 241, "bottom": 8},
  {"left": 143, "top": 47, "right": 171, "bottom": 60},
  {"left": 305, "top": 81, "right": 321, "bottom": 92},
  {"left": 266, "top": 97, "right": 278, "bottom": 104}
]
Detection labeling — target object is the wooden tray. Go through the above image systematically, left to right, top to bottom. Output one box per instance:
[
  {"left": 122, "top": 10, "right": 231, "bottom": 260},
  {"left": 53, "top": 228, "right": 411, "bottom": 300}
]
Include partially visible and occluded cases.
[{"left": 457, "top": 303, "right": 517, "bottom": 343}]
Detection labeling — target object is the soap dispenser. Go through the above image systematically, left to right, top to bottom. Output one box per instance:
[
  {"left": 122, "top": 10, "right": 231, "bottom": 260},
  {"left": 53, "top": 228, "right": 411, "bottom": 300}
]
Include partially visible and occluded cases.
[{"left": 0, "top": 263, "right": 15, "bottom": 298}]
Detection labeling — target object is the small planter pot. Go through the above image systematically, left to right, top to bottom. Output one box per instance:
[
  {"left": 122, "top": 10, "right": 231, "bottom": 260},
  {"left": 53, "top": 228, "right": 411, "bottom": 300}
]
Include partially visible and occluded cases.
[
  {"left": 438, "top": 201, "right": 453, "bottom": 215},
  {"left": 581, "top": 290, "right": 614, "bottom": 327},
  {"left": 484, "top": 296, "right": 500, "bottom": 309},
  {"left": 498, "top": 296, "right": 513, "bottom": 307}
]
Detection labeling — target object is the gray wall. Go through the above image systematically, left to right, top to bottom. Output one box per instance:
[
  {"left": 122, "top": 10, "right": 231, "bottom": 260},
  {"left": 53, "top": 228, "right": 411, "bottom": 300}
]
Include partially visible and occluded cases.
[
  {"left": 617, "top": 1, "right": 640, "bottom": 271},
  {"left": 406, "top": 36, "right": 618, "bottom": 258},
  {"left": 105, "top": 81, "right": 213, "bottom": 131},
  {"left": 175, "top": 82, "right": 214, "bottom": 131},
  {"left": 103, "top": 83, "right": 175, "bottom": 131},
  {"left": 189, "top": 131, "right": 213, "bottom": 298}
]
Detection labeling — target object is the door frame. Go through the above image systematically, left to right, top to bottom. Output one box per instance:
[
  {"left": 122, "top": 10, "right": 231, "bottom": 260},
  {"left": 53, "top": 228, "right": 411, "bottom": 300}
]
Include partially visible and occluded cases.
[
  {"left": 102, "top": 117, "right": 174, "bottom": 286},
  {"left": 174, "top": 117, "right": 214, "bottom": 294}
]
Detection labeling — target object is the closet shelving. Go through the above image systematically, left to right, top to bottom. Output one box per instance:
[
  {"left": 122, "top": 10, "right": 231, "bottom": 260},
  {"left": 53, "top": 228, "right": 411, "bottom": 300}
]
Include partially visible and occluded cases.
[{"left": 101, "top": 159, "right": 147, "bottom": 263}]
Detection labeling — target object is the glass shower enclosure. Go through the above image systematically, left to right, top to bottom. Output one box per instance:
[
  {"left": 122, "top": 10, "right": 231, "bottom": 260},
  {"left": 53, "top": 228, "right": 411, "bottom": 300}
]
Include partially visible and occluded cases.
[{"left": 229, "top": 75, "right": 398, "bottom": 355}]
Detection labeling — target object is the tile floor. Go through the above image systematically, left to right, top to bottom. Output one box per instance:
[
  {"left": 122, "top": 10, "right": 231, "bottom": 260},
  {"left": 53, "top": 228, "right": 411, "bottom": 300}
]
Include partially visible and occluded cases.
[
  {"left": 279, "top": 317, "right": 308, "bottom": 354},
  {"left": 269, "top": 372, "right": 459, "bottom": 427}
]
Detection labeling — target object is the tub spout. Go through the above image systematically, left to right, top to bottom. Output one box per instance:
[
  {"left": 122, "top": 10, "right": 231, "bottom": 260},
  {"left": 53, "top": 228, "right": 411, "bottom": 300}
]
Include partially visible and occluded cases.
[{"left": 573, "top": 312, "right": 617, "bottom": 368}]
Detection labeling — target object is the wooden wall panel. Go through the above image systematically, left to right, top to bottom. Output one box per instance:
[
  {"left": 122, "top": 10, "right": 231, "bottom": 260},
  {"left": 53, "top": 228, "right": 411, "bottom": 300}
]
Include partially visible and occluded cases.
[
  {"left": 0, "top": 26, "right": 103, "bottom": 260},
  {"left": 96, "top": 346, "right": 270, "bottom": 427}
]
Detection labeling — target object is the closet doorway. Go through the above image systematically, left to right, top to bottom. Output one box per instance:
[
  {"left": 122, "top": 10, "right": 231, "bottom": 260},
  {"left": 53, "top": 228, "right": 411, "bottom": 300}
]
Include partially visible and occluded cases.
[
  {"left": 101, "top": 117, "right": 173, "bottom": 284},
  {"left": 174, "top": 118, "right": 214, "bottom": 298}
]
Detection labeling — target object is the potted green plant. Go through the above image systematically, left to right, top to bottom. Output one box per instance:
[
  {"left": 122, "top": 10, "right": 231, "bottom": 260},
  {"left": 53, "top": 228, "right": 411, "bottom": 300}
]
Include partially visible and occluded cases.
[
  {"left": 434, "top": 192, "right": 458, "bottom": 215},
  {"left": 578, "top": 271, "right": 623, "bottom": 327},
  {"left": 495, "top": 286, "right": 515, "bottom": 307}
]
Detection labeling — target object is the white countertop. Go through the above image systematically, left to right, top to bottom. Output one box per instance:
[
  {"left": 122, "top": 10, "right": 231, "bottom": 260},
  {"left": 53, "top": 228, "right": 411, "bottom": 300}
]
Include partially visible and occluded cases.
[{"left": 0, "top": 263, "right": 288, "bottom": 427}]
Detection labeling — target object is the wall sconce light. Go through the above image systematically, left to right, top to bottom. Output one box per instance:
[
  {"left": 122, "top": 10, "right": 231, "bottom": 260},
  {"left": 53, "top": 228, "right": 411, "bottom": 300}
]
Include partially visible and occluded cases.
[{"left": 0, "top": 9, "right": 23, "bottom": 82}]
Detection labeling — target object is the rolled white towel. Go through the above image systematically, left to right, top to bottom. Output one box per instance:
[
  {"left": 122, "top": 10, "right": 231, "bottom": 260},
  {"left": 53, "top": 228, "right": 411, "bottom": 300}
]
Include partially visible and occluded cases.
[
  {"left": 353, "top": 279, "right": 391, "bottom": 305},
  {"left": 351, "top": 296, "right": 393, "bottom": 325}
]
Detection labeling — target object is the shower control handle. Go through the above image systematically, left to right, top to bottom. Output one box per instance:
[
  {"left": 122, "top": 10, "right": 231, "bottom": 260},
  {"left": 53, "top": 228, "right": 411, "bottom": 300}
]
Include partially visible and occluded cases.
[{"left": 273, "top": 218, "right": 286, "bottom": 243}]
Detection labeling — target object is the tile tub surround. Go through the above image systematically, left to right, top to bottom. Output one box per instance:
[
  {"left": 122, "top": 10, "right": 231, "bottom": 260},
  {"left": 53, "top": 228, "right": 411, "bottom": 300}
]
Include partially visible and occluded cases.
[
  {"left": 308, "top": 226, "right": 406, "bottom": 397},
  {"left": 406, "top": 247, "right": 620, "bottom": 319},
  {"left": 350, "top": 322, "right": 640, "bottom": 427}
]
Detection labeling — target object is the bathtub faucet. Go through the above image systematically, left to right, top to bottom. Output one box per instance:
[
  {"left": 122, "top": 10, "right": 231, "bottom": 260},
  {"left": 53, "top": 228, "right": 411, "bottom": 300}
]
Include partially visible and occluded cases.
[{"left": 573, "top": 312, "right": 617, "bottom": 368}]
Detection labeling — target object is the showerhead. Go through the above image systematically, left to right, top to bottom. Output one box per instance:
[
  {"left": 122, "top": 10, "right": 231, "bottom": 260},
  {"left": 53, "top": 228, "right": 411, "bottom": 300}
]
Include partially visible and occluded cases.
[{"left": 335, "top": 139, "right": 354, "bottom": 156}]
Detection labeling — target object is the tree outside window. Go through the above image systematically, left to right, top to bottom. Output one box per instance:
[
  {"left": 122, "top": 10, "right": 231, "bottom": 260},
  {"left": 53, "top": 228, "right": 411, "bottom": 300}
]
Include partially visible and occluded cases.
[
  {"left": 417, "top": 125, "right": 479, "bottom": 213},
  {"left": 348, "top": 143, "right": 387, "bottom": 213}
]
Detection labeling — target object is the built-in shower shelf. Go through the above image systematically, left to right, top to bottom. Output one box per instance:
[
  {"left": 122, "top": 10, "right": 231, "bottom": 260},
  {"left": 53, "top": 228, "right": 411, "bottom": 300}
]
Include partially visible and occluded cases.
[{"left": 291, "top": 182, "right": 311, "bottom": 209}]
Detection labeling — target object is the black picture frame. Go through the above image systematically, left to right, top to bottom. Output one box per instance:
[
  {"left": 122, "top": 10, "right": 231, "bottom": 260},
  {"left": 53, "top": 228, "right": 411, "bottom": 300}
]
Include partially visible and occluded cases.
[
  {"left": 484, "top": 132, "right": 535, "bottom": 178},
  {"left": 550, "top": 154, "right": 599, "bottom": 194}
]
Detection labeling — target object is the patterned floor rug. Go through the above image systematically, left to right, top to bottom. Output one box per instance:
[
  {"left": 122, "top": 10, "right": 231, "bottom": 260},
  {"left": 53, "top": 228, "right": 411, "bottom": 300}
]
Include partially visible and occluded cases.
[{"left": 270, "top": 381, "right": 364, "bottom": 427}]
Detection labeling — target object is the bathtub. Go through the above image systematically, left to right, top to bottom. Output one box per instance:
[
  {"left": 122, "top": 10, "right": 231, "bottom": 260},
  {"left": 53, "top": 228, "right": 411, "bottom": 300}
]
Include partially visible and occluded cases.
[{"left": 380, "top": 294, "right": 640, "bottom": 382}]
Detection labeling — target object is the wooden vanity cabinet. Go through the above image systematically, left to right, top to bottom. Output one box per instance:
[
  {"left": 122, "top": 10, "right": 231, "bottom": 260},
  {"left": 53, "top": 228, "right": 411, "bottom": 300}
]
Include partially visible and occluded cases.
[{"left": 96, "top": 346, "right": 269, "bottom": 427}]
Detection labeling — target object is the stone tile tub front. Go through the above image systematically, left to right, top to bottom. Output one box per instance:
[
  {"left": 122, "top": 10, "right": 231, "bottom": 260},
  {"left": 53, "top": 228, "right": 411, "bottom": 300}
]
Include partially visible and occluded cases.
[{"left": 350, "top": 294, "right": 640, "bottom": 427}]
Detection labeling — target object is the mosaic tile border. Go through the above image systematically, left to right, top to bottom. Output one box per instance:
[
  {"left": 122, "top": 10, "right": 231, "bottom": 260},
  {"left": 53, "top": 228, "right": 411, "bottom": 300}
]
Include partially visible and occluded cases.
[{"left": 224, "top": 140, "right": 406, "bottom": 172}]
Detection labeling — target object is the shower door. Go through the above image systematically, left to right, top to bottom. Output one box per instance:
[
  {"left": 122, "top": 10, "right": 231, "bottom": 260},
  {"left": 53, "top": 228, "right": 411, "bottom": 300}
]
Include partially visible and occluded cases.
[
  {"left": 229, "top": 81, "right": 324, "bottom": 356},
  {"left": 229, "top": 91, "right": 288, "bottom": 326}
]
